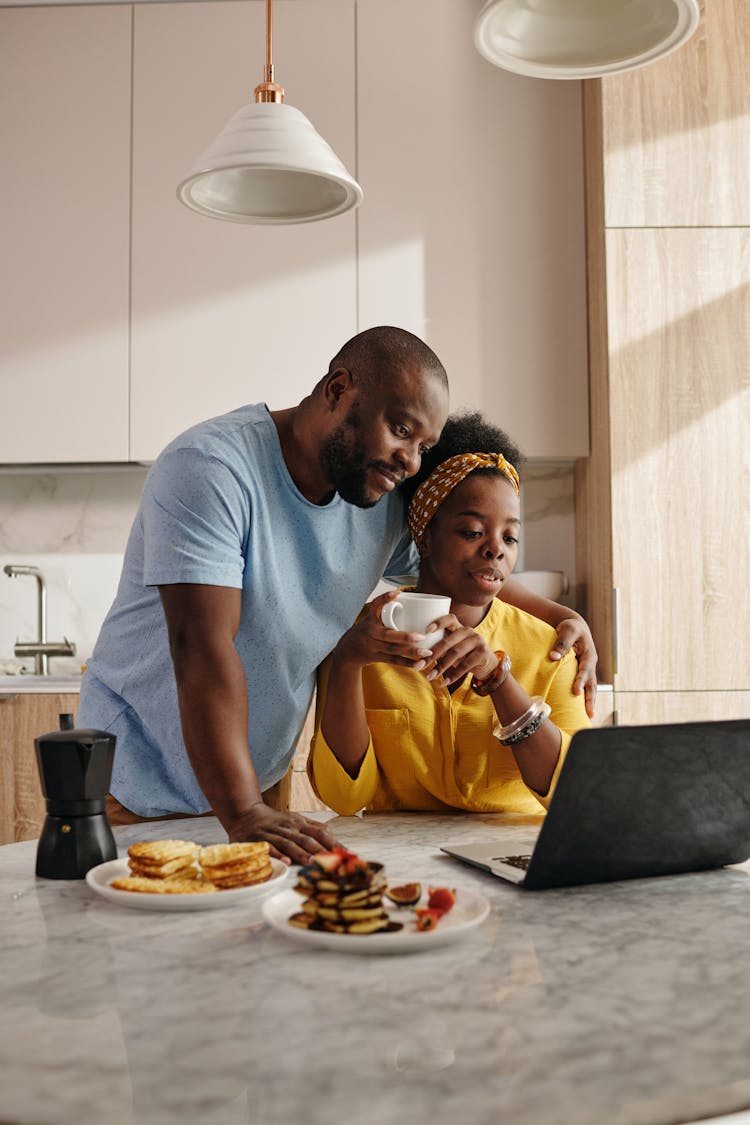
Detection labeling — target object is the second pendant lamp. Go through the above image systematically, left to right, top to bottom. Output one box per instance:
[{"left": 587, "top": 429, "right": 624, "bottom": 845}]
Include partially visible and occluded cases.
[
  {"left": 177, "top": 0, "right": 362, "bottom": 224},
  {"left": 474, "top": 0, "right": 701, "bottom": 79}
]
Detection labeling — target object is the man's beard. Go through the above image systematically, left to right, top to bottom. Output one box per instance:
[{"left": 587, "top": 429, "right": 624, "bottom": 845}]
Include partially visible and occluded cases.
[{"left": 320, "top": 414, "right": 378, "bottom": 508}]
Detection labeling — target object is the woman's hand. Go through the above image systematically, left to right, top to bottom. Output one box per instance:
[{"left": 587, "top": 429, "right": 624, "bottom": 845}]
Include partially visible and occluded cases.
[
  {"left": 332, "top": 591, "right": 438, "bottom": 673},
  {"left": 549, "top": 617, "right": 598, "bottom": 719},
  {"left": 424, "top": 618, "right": 499, "bottom": 688}
]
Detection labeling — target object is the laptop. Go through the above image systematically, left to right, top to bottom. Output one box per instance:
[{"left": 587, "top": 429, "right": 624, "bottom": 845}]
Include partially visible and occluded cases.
[{"left": 440, "top": 719, "right": 750, "bottom": 889}]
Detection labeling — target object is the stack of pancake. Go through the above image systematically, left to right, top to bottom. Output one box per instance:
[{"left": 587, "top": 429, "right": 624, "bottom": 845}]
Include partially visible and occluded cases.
[
  {"left": 111, "top": 838, "right": 214, "bottom": 895},
  {"left": 199, "top": 842, "right": 273, "bottom": 888},
  {"left": 289, "top": 848, "right": 402, "bottom": 935}
]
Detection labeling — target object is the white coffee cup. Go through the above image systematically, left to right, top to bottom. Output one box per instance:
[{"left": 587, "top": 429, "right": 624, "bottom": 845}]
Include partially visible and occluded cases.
[{"left": 381, "top": 592, "right": 451, "bottom": 648}]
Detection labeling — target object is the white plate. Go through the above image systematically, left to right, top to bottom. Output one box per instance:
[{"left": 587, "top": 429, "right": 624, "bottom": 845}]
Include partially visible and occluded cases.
[
  {"left": 86, "top": 856, "right": 288, "bottom": 911},
  {"left": 262, "top": 885, "right": 490, "bottom": 954}
]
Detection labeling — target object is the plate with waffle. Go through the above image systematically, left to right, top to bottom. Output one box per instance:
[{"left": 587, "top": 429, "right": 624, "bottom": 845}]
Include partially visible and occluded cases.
[
  {"left": 86, "top": 838, "right": 288, "bottom": 911},
  {"left": 262, "top": 848, "right": 490, "bottom": 953}
]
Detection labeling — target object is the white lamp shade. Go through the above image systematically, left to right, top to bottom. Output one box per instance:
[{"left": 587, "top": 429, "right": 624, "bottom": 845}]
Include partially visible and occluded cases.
[
  {"left": 474, "top": 0, "right": 701, "bottom": 79},
  {"left": 177, "top": 101, "right": 363, "bottom": 224}
]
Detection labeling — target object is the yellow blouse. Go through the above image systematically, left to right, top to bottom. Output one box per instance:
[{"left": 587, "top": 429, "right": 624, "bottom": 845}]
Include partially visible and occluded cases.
[{"left": 308, "top": 598, "right": 591, "bottom": 816}]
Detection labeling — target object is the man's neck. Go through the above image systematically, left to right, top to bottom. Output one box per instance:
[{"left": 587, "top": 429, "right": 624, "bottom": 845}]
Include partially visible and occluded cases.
[{"left": 270, "top": 405, "right": 335, "bottom": 505}]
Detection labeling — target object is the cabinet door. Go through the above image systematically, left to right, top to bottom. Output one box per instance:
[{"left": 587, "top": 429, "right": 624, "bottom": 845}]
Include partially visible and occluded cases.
[
  {"left": 356, "top": 0, "right": 589, "bottom": 459},
  {"left": 600, "top": 0, "right": 750, "bottom": 227},
  {"left": 130, "top": 1, "right": 358, "bottom": 462},
  {"left": 0, "top": 7, "right": 131, "bottom": 463},
  {"left": 607, "top": 228, "right": 750, "bottom": 692},
  {"left": 0, "top": 693, "right": 80, "bottom": 845},
  {"left": 614, "top": 693, "right": 750, "bottom": 727}
]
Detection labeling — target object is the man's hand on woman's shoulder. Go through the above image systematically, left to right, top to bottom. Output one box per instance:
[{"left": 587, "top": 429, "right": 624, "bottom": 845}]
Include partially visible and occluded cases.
[{"left": 548, "top": 616, "right": 598, "bottom": 719}]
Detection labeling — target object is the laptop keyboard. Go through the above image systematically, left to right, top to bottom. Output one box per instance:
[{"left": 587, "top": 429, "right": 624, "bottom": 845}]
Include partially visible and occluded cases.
[{"left": 494, "top": 854, "right": 532, "bottom": 871}]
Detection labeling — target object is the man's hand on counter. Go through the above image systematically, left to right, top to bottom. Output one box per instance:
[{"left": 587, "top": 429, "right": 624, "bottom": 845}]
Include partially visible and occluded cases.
[{"left": 225, "top": 802, "right": 340, "bottom": 866}]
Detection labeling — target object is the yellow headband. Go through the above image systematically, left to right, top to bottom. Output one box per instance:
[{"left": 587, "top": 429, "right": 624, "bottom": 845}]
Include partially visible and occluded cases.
[{"left": 407, "top": 452, "right": 520, "bottom": 555}]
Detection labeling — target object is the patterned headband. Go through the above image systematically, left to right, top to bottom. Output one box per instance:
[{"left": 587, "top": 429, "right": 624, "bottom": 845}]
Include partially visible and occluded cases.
[{"left": 407, "top": 452, "right": 520, "bottom": 555}]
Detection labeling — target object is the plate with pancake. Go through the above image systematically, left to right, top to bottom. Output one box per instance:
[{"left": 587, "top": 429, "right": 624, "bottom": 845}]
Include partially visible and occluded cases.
[
  {"left": 86, "top": 856, "right": 288, "bottom": 911},
  {"left": 262, "top": 885, "right": 490, "bottom": 953}
]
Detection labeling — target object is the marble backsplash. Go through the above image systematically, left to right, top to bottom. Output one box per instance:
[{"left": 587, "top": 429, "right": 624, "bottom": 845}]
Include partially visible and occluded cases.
[
  {"left": 0, "top": 461, "right": 576, "bottom": 674},
  {"left": 0, "top": 467, "right": 148, "bottom": 675}
]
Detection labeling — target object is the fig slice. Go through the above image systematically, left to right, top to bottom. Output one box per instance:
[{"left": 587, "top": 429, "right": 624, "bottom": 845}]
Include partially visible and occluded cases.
[{"left": 384, "top": 882, "right": 422, "bottom": 907}]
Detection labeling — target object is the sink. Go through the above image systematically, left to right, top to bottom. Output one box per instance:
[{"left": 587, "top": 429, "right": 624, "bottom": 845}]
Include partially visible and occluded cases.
[{"left": 0, "top": 675, "right": 82, "bottom": 695}]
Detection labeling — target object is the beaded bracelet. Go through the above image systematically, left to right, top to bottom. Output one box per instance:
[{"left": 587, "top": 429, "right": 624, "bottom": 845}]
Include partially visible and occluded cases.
[
  {"left": 470, "top": 650, "right": 511, "bottom": 697},
  {"left": 493, "top": 696, "right": 552, "bottom": 746}
]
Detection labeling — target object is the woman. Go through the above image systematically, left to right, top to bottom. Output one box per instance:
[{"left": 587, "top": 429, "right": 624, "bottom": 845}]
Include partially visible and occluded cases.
[{"left": 308, "top": 412, "right": 591, "bottom": 816}]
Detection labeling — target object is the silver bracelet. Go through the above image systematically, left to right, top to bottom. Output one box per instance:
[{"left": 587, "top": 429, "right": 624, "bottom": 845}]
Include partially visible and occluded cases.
[{"left": 493, "top": 697, "right": 551, "bottom": 746}]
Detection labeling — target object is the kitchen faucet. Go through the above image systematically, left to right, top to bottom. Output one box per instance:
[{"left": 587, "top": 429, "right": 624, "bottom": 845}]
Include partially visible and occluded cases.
[{"left": 3, "top": 564, "right": 76, "bottom": 675}]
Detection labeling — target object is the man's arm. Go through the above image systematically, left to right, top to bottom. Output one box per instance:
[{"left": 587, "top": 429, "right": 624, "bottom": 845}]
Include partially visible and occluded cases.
[
  {"left": 500, "top": 577, "right": 598, "bottom": 719},
  {"left": 158, "top": 583, "right": 337, "bottom": 864}
]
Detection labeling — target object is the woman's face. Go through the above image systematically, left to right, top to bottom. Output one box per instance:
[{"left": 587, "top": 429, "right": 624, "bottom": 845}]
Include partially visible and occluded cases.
[{"left": 418, "top": 473, "right": 521, "bottom": 610}]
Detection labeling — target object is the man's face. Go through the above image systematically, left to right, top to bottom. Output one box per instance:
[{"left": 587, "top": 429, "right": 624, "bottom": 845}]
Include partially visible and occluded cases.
[{"left": 320, "top": 369, "right": 448, "bottom": 508}]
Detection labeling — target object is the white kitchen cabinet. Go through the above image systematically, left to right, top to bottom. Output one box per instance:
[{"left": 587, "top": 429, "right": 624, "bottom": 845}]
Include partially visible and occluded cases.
[
  {"left": 3, "top": 0, "right": 588, "bottom": 466},
  {"left": 129, "top": 0, "right": 358, "bottom": 461},
  {"left": 356, "top": 0, "right": 590, "bottom": 459},
  {"left": 0, "top": 5, "right": 131, "bottom": 463}
]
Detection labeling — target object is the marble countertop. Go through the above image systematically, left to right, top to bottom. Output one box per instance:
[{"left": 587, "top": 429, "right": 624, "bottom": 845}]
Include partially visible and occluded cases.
[{"left": 4, "top": 811, "right": 750, "bottom": 1125}]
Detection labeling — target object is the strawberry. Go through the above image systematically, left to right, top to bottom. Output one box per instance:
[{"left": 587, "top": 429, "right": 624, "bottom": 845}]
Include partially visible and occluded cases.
[
  {"left": 312, "top": 851, "right": 345, "bottom": 872},
  {"left": 427, "top": 886, "right": 456, "bottom": 916},
  {"left": 415, "top": 907, "right": 443, "bottom": 931}
]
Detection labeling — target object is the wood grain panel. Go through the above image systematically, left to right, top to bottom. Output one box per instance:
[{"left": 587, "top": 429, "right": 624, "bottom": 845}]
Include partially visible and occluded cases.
[
  {"left": 600, "top": 0, "right": 750, "bottom": 227},
  {"left": 577, "top": 81, "right": 615, "bottom": 683},
  {"left": 606, "top": 227, "right": 750, "bottom": 691},
  {"left": 615, "top": 692, "right": 750, "bottom": 726},
  {"left": 0, "top": 694, "right": 80, "bottom": 845}
]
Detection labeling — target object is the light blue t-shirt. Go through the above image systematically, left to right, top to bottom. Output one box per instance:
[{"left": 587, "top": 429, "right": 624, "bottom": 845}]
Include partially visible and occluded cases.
[{"left": 78, "top": 404, "right": 417, "bottom": 816}]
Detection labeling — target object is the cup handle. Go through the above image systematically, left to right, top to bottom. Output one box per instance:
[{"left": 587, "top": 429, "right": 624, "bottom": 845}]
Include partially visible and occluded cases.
[{"left": 381, "top": 601, "right": 402, "bottom": 631}]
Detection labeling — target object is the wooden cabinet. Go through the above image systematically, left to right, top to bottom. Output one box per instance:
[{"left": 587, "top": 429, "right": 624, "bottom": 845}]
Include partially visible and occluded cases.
[
  {"left": 129, "top": 0, "right": 358, "bottom": 460},
  {"left": 356, "top": 0, "right": 590, "bottom": 459},
  {"left": 576, "top": 0, "right": 750, "bottom": 722},
  {"left": 598, "top": 0, "right": 749, "bottom": 228},
  {"left": 0, "top": 6, "right": 131, "bottom": 464},
  {"left": 614, "top": 693, "right": 750, "bottom": 727},
  {"left": 0, "top": 694, "right": 79, "bottom": 845}
]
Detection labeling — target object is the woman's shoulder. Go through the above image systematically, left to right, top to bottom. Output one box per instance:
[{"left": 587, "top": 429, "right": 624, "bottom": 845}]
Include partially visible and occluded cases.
[{"left": 484, "top": 597, "right": 562, "bottom": 649}]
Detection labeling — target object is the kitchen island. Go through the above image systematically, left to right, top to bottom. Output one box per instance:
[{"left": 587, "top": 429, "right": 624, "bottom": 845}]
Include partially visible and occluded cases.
[{"left": 3, "top": 810, "right": 750, "bottom": 1125}]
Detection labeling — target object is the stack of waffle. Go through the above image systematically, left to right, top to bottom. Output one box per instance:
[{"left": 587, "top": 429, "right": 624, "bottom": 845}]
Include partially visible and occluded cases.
[
  {"left": 109, "top": 838, "right": 274, "bottom": 896},
  {"left": 111, "top": 838, "right": 215, "bottom": 895},
  {"left": 199, "top": 842, "right": 273, "bottom": 888},
  {"left": 289, "top": 848, "right": 402, "bottom": 935}
]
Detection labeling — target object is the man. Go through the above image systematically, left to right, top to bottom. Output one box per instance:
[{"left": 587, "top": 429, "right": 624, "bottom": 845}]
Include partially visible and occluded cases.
[{"left": 79, "top": 326, "right": 596, "bottom": 864}]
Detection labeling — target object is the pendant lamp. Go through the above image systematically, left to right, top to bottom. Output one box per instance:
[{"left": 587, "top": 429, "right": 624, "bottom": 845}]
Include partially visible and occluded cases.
[
  {"left": 177, "top": 0, "right": 363, "bottom": 224},
  {"left": 474, "top": 0, "right": 701, "bottom": 80}
]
